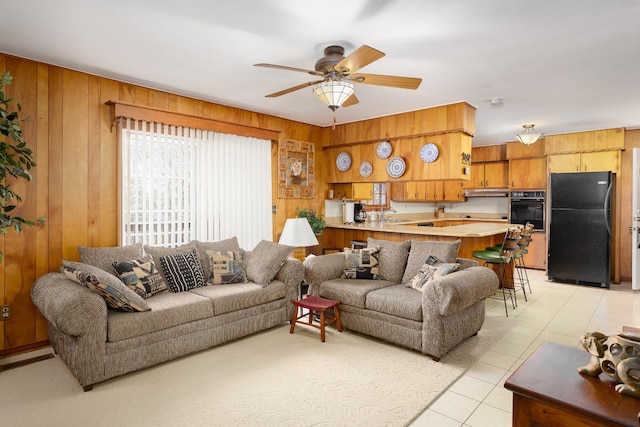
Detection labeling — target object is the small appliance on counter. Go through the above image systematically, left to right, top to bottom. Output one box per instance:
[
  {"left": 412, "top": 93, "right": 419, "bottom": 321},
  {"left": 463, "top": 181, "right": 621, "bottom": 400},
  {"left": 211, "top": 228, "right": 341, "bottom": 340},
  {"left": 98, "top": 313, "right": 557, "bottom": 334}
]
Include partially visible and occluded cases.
[
  {"left": 342, "top": 202, "right": 355, "bottom": 224},
  {"left": 354, "top": 203, "right": 367, "bottom": 223}
]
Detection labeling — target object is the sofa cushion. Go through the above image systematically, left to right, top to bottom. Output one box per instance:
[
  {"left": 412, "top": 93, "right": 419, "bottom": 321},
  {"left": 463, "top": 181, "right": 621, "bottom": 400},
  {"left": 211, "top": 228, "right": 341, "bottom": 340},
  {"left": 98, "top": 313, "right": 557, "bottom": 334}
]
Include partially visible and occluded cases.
[
  {"left": 195, "top": 237, "right": 241, "bottom": 281},
  {"left": 366, "top": 238, "right": 410, "bottom": 283},
  {"left": 401, "top": 239, "right": 462, "bottom": 284},
  {"left": 245, "top": 240, "right": 293, "bottom": 285},
  {"left": 144, "top": 242, "right": 198, "bottom": 287},
  {"left": 78, "top": 243, "right": 144, "bottom": 275},
  {"left": 343, "top": 246, "right": 381, "bottom": 280},
  {"left": 159, "top": 248, "right": 207, "bottom": 292},
  {"left": 206, "top": 250, "right": 247, "bottom": 285},
  {"left": 112, "top": 254, "right": 167, "bottom": 298},
  {"left": 406, "top": 255, "right": 461, "bottom": 292},
  {"left": 61, "top": 261, "right": 150, "bottom": 312},
  {"left": 319, "top": 279, "right": 395, "bottom": 308},
  {"left": 189, "top": 280, "right": 286, "bottom": 315},
  {"left": 365, "top": 284, "right": 423, "bottom": 322},
  {"left": 106, "top": 291, "right": 213, "bottom": 342}
]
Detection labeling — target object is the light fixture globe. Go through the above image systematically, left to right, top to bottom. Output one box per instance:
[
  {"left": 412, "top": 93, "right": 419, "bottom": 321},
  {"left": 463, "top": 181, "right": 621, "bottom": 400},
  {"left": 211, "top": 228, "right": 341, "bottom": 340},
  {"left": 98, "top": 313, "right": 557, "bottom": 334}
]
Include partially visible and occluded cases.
[
  {"left": 312, "top": 80, "right": 355, "bottom": 111},
  {"left": 517, "top": 124, "right": 543, "bottom": 146}
]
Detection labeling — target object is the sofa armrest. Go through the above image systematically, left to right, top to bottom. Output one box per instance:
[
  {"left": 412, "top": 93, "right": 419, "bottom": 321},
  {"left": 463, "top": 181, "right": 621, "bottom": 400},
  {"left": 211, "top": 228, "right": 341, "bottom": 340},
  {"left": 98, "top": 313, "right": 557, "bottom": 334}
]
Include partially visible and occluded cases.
[
  {"left": 303, "top": 252, "right": 345, "bottom": 296},
  {"left": 457, "top": 257, "right": 478, "bottom": 270},
  {"left": 274, "top": 258, "right": 305, "bottom": 290},
  {"left": 422, "top": 266, "right": 499, "bottom": 316},
  {"left": 30, "top": 272, "right": 108, "bottom": 337}
]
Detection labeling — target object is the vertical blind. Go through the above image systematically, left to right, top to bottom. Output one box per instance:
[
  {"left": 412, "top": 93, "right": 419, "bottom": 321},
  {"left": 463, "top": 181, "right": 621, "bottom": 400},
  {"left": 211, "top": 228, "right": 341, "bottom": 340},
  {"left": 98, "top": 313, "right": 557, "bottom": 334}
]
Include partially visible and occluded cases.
[{"left": 118, "top": 118, "right": 273, "bottom": 249}]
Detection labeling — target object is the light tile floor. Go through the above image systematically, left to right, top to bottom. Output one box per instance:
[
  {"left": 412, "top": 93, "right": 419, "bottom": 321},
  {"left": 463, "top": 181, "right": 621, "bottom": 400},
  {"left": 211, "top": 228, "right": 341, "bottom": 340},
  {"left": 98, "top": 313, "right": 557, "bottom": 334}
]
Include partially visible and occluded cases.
[{"left": 410, "top": 268, "right": 640, "bottom": 427}]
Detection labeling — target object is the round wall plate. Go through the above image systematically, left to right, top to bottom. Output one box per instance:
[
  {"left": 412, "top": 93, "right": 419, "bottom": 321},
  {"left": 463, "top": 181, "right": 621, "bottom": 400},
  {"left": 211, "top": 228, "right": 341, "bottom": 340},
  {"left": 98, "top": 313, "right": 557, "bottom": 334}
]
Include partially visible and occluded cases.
[
  {"left": 376, "top": 141, "right": 392, "bottom": 159},
  {"left": 420, "top": 143, "right": 439, "bottom": 163},
  {"left": 336, "top": 151, "right": 352, "bottom": 171},
  {"left": 386, "top": 156, "right": 406, "bottom": 178},
  {"left": 359, "top": 161, "right": 373, "bottom": 178}
]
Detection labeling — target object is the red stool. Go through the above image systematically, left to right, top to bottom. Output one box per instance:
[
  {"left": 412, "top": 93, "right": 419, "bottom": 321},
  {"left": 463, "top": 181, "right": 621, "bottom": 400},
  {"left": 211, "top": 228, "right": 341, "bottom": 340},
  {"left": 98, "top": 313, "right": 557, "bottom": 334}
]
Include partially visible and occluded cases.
[{"left": 290, "top": 295, "right": 342, "bottom": 342}]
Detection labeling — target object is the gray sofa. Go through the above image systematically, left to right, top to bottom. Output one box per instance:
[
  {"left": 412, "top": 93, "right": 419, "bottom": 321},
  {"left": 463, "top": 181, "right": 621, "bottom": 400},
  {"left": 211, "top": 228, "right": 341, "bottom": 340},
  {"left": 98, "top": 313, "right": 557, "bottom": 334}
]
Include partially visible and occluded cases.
[
  {"left": 303, "top": 238, "right": 499, "bottom": 361},
  {"left": 31, "top": 239, "right": 303, "bottom": 391}
]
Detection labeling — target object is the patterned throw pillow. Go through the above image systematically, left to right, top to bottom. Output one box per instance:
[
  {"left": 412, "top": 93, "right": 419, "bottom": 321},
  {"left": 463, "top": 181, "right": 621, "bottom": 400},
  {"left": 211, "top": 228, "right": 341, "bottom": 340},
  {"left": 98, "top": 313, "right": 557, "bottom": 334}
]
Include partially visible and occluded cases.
[
  {"left": 402, "top": 239, "right": 462, "bottom": 284},
  {"left": 343, "top": 246, "right": 381, "bottom": 280},
  {"left": 159, "top": 248, "right": 206, "bottom": 293},
  {"left": 206, "top": 250, "right": 248, "bottom": 285},
  {"left": 112, "top": 254, "right": 167, "bottom": 298},
  {"left": 406, "top": 255, "right": 461, "bottom": 292},
  {"left": 61, "top": 261, "right": 150, "bottom": 312}
]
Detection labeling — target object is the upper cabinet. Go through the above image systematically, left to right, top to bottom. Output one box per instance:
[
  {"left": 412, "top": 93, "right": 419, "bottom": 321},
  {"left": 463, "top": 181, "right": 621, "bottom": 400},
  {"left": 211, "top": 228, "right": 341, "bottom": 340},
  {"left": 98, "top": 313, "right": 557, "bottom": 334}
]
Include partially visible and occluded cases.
[
  {"left": 544, "top": 128, "right": 624, "bottom": 154},
  {"left": 506, "top": 140, "right": 546, "bottom": 159},
  {"left": 463, "top": 145, "right": 508, "bottom": 189},
  {"left": 547, "top": 151, "right": 621, "bottom": 174},
  {"left": 509, "top": 157, "right": 547, "bottom": 189},
  {"left": 391, "top": 180, "right": 464, "bottom": 202}
]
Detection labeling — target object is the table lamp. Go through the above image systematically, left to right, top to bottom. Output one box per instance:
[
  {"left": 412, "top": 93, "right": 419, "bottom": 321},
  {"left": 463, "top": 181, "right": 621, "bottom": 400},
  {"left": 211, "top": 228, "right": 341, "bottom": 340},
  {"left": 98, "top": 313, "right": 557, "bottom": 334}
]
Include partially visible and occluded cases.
[{"left": 278, "top": 217, "right": 319, "bottom": 248}]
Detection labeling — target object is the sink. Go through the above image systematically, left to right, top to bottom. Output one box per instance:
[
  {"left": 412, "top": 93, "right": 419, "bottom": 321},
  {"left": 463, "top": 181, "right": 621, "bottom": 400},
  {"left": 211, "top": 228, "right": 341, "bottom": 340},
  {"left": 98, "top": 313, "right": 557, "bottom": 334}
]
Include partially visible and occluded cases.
[{"left": 382, "top": 219, "right": 407, "bottom": 223}]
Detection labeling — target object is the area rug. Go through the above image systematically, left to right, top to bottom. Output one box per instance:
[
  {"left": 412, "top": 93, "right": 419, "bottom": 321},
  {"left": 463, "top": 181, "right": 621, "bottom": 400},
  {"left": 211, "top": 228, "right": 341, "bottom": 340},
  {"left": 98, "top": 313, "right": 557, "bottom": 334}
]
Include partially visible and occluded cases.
[{"left": 0, "top": 312, "right": 515, "bottom": 427}]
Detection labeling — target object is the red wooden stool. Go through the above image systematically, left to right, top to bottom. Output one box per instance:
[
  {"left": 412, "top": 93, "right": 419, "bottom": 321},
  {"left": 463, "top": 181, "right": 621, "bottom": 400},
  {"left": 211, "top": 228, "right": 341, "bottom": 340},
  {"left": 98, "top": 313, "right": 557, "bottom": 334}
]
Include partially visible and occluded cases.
[{"left": 290, "top": 295, "right": 342, "bottom": 342}]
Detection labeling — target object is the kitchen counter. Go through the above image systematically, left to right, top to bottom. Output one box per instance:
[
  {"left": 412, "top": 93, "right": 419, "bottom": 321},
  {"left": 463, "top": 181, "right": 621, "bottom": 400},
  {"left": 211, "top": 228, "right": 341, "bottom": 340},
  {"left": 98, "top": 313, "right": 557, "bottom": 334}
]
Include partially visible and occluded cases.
[{"left": 326, "top": 221, "right": 512, "bottom": 237}]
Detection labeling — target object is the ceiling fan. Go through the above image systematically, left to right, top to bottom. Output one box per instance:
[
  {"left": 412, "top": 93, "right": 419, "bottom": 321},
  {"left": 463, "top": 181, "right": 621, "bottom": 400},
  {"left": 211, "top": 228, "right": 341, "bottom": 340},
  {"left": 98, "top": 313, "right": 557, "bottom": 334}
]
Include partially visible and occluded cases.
[{"left": 254, "top": 45, "right": 422, "bottom": 111}]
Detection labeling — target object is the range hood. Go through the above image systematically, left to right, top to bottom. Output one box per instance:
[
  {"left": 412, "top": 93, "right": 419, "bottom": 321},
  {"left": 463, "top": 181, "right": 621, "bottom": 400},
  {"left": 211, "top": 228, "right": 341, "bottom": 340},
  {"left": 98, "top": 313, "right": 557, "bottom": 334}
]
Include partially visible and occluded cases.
[{"left": 464, "top": 188, "right": 509, "bottom": 198}]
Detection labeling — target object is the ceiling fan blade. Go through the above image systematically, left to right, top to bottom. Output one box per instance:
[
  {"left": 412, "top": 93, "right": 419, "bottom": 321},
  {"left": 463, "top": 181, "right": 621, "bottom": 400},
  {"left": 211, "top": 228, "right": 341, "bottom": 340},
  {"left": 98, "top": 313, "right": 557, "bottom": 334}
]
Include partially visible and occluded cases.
[
  {"left": 335, "top": 45, "right": 385, "bottom": 74},
  {"left": 254, "top": 63, "right": 323, "bottom": 77},
  {"left": 349, "top": 73, "right": 422, "bottom": 90},
  {"left": 265, "top": 80, "right": 325, "bottom": 98},
  {"left": 342, "top": 93, "right": 359, "bottom": 107}
]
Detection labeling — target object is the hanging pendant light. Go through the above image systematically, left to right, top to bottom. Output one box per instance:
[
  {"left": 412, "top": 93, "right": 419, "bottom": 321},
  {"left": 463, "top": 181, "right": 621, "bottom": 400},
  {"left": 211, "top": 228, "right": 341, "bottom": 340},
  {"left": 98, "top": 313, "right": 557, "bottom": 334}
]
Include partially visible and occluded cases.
[
  {"left": 312, "top": 80, "right": 355, "bottom": 111},
  {"left": 517, "top": 124, "right": 543, "bottom": 146}
]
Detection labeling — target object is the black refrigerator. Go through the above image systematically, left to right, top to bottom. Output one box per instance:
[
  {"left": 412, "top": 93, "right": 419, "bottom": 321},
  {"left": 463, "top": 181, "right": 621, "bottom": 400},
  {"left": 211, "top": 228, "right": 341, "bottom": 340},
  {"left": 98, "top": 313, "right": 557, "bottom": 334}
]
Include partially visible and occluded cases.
[{"left": 548, "top": 171, "right": 613, "bottom": 288}]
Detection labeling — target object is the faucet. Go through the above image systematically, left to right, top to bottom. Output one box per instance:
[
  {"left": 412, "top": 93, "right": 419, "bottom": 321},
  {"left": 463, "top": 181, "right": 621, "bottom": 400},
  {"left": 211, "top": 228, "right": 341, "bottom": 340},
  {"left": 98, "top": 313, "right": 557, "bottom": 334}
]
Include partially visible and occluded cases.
[{"left": 380, "top": 208, "right": 396, "bottom": 221}]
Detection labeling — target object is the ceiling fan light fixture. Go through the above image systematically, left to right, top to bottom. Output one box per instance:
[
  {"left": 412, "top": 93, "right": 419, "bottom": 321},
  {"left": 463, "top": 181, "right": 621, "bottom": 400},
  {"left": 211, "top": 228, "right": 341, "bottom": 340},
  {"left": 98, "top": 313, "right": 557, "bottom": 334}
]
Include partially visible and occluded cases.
[
  {"left": 312, "top": 80, "right": 355, "bottom": 111},
  {"left": 517, "top": 124, "right": 543, "bottom": 146}
]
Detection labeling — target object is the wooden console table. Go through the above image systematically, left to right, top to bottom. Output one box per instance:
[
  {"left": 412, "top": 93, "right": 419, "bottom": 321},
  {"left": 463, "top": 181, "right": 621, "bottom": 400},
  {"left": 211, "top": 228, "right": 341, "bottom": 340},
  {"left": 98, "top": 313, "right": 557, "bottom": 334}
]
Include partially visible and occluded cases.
[{"left": 504, "top": 341, "right": 640, "bottom": 427}]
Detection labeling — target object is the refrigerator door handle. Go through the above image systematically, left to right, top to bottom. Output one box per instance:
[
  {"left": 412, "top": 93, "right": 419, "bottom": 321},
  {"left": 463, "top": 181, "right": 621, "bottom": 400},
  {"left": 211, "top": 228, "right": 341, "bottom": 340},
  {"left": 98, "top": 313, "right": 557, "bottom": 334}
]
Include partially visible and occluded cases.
[{"left": 604, "top": 181, "right": 613, "bottom": 237}]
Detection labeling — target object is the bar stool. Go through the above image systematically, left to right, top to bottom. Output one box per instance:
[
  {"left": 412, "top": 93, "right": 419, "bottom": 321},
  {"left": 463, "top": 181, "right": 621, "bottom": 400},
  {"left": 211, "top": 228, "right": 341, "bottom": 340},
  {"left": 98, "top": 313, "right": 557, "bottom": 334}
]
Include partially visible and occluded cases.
[
  {"left": 515, "top": 223, "right": 535, "bottom": 294},
  {"left": 473, "top": 228, "right": 521, "bottom": 316},
  {"left": 290, "top": 296, "right": 342, "bottom": 342}
]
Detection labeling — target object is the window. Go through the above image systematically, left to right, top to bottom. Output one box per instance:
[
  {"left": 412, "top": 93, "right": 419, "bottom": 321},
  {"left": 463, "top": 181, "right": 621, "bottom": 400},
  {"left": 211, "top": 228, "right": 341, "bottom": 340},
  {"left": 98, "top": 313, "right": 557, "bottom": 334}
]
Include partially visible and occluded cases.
[
  {"left": 118, "top": 118, "right": 272, "bottom": 249},
  {"left": 362, "top": 182, "right": 391, "bottom": 209}
]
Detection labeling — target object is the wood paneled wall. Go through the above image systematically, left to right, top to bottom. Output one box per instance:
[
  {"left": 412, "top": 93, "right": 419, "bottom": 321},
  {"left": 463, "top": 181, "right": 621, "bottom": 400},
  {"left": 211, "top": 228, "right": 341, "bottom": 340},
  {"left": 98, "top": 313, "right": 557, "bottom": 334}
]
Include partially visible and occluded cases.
[{"left": 0, "top": 54, "right": 328, "bottom": 352}]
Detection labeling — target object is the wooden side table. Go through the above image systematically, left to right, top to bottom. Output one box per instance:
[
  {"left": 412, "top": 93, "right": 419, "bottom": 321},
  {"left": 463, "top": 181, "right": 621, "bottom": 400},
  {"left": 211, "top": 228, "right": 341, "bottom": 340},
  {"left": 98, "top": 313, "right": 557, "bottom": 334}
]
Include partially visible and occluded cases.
[
  {"left": 290, "top": 296, "right": 342, "bottom": 342},
  {"left": 505, "top": 341, "right": 640, "bottom": 427}
]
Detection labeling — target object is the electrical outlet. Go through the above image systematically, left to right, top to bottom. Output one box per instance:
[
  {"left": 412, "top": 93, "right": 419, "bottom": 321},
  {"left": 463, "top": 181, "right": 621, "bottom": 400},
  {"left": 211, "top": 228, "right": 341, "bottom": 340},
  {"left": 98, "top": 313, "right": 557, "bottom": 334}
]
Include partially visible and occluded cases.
[{"left": 1, "top": 304, "right": 11, "bottom": 320}]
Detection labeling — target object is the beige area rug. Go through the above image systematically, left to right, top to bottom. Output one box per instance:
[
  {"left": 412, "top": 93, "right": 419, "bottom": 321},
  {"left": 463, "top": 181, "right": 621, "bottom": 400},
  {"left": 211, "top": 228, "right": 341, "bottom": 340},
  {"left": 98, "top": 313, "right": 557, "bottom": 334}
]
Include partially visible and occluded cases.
[{"left": 0, "top": 312, "right": 515, "bottom": 427}]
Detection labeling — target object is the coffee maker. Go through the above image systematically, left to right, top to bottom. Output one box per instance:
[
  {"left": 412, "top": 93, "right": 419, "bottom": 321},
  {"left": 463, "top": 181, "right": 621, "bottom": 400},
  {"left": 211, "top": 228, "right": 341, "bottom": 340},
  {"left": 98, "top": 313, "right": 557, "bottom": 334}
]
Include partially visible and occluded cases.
[{"left": 354, "top": 203, "right": 367, "bottom": 223}]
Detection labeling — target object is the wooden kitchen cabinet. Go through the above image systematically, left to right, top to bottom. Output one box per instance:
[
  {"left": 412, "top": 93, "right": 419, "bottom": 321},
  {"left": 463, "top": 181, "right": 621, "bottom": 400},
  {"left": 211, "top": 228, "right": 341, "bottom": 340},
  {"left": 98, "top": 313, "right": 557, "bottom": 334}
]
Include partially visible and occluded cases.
[
  {"left": 506, "top": 140, "right": 546, "bottom": 159},
  {"left": 547, "top": 150, "right": 620, "bottom": 174},
  {"left": 509, "top": 157, "right": 547, "bottom": 189},
  {"left": 464, "top": 161, "right": 508, "bottom": 189},
  {"left": 391, "top": 181, "right": 464, "bottom": 202},
  {"left": 352, "top": 182, "right": 373, "bottom": 199},
  {"left": 523, "top": 231, "right": 546, "bottom": 270}
]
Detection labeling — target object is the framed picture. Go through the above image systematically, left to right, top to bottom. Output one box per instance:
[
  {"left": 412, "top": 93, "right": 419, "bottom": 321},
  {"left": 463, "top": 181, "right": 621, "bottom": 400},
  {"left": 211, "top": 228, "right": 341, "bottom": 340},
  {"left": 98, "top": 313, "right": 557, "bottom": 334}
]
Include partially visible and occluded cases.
[{"left": 278, "top": 139, "right": 315, "bottom": 198}]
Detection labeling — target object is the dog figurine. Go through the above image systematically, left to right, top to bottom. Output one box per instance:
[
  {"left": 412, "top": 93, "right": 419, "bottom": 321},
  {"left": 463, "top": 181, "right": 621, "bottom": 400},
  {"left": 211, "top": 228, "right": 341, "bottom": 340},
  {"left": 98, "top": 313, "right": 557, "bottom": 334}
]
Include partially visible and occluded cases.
[{"left": 578, "top": 331, "right": 640, "bottom": 399}]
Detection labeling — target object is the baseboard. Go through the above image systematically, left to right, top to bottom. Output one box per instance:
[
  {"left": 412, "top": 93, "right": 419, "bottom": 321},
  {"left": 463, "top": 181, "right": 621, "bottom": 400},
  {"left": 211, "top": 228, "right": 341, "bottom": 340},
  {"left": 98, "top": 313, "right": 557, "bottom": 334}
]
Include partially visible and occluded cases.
[{"left": 0, "top": 340, "right": 50, "bottom": 358}]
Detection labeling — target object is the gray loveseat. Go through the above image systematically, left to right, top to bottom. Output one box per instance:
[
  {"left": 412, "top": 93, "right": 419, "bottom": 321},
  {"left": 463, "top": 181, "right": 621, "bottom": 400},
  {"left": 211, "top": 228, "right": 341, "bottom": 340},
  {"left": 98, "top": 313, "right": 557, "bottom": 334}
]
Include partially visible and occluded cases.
[
  {"left": 31, "top": 238, "right": 303, "bottom": 391},
  {"left": 304, "top": 238, "right": 499, "bottom": 361}
]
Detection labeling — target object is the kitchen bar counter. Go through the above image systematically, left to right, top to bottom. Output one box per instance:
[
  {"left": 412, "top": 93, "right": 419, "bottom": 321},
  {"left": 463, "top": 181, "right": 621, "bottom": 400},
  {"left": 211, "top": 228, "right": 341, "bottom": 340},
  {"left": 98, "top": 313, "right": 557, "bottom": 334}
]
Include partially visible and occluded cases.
[{"left": 321, "top": 219, "right": 515, "bottom": 260}]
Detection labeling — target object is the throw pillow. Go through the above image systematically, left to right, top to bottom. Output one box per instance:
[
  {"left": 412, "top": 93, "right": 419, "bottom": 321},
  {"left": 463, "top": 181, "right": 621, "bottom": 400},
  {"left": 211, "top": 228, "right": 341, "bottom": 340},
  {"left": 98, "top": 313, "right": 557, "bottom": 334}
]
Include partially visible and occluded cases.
[
  {"left": 195, "top": 237, "right": 241, "bottom": 282},
  {"left": 366, "top": 238, "right": 410, "bottom": 283},
  {"left": 401, "top": 239, "right": 462, "bottom": 284},
  {"left": 244, "top": 240, "right": 294, "bottom": 286},
  {"left": 144, "top": 242, "right": 198, "bottom": 287},
  {"left": 78, "top": 243, "right": 144, "bottom": 275},
  {"left": 343, "top": 246, "right": 381, "bottom": 280},
  {"left": 159, "top": 248, "right": 207, "bottom": 293},
  {"left": 206, "top": 250, "right": 248, "bottom": 285},
  {"left": 112, "top": 254, "right": 167, "bottom": 298},
  {"left": 406, "top": 255, "right": 461, "bottom": 292},
  {"left": 61, "top": 261, "right": 150, "bottom": 312}
]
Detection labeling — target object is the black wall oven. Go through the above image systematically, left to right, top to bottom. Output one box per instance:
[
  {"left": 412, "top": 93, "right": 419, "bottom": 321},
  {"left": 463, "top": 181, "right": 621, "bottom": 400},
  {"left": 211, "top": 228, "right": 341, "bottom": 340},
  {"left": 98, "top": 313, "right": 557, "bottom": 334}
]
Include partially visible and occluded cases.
[{"left": 509, "top": 190, "right": 546, "bottom": 231}]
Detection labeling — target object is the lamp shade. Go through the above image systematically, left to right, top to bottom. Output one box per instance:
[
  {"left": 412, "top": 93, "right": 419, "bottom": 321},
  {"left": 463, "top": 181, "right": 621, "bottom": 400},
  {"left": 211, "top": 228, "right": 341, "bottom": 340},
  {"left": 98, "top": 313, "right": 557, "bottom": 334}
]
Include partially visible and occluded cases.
[
  {"left": 312, "top": 80, "right": 355, "bottom": 111},
  {"left": 517, "top": 124, "right": 543, "bottom": 146},
  {"left": 278, "top": 218, "right": 319, "bottom": 247}
]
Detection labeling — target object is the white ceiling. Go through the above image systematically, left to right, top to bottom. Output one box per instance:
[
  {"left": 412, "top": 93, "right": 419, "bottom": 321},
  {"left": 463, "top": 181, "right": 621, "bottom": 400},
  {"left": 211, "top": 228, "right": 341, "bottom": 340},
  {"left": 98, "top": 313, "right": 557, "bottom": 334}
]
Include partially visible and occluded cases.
[{"left": 2, "top": 0, "right": 639, "bottom": 146}]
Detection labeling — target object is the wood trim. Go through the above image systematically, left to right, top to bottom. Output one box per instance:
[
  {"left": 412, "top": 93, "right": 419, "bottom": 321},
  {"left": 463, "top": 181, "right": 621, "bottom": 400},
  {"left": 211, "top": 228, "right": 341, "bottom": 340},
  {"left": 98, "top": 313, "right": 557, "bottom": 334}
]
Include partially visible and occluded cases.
[
  {"left": 105, "top": 100, "right": 280, "bottom": 141},
  {"left": 321, "top": 127, "right": 475, "bottom": 149}
]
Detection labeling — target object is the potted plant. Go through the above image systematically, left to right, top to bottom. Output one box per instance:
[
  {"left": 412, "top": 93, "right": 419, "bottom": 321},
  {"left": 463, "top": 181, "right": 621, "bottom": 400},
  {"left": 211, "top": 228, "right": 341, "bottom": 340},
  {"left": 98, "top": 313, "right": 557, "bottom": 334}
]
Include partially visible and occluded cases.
[
  {"left": 0, "top": 71, "right": 43, "bottom": 263},
  {"left": 296, "top": 207, "right": 325, "bottom": 235}
]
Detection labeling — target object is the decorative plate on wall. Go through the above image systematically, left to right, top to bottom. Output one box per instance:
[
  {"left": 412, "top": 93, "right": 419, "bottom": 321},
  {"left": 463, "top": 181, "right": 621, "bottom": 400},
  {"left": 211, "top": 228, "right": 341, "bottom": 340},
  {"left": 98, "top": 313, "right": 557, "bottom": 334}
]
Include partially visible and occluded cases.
[
  {"left": 376, "top": 141, "right": 392, "bottom": 159},
  {"left": 420, "top": 143, "right": 439, "bottom": 163},
  {"left": 336, "top": 151, "right": 352, "bottom": 172},
  {"left": 386, "top": 156, "right": 406, "bottom": 178},
  {"left": 359, "top": 161, "right": 373, "bottom": 178}
]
